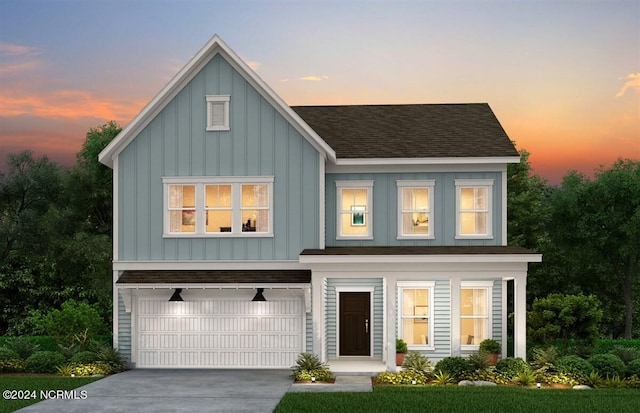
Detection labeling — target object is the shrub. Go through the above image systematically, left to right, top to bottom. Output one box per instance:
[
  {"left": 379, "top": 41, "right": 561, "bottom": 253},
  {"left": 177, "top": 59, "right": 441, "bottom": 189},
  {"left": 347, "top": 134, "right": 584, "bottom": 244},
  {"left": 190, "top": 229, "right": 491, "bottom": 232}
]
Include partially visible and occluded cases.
[
  {"left": 29, "top": 299, "right": 108, "bottom": 350},
  {"left": 3, "top": 337, "right": 40, "bottom": 360},
  {"left": 395, "top": 338, "right": 408, "bottom": 354},
  {"left": 479, "top": 339, "right": 501, "bottom": 354},
  {"left": 595, "top": 339, "right": 640, "bottom": 354},
  {"left": 95, "top": 346, "right": 128, "bottom": 373},
  {"left": 531, "top": 346, "right": 560, "bottom": 372},
  {"left": 609, "top": 346, "right": 640, "bottom": 365},
  {"left": 0, "top": 347, "right": 20, "bottom": 361},
  {"left": 26, "top": 351, "right": 66, "bottom": 373},
  {"left": 70, "top": 351, "right": 99, "bottom": 364},
  {"left": 402, "top": 351, "right": 432, "bottom": 374},
  {"left": 467, "top": 351, "right": 490, "bottom": 371},
  {"left": 292, "top": 352, "right": 328, "bottom": 372},
  {"left": 589, "top": 353, "right": 626, "bottom": 378},
  {"left": 555, "top": 355, "right": 593, "bottom": 376},
  {"left": 434, "top": 357, "right": 471, "bottom": 381},
  {"left": 495, "top": 357, "right": 529, "bottom": 379},
  {"left": 0, "top": 359, "right": 27, "bottom": 373},
  {"left": 626, "top": 359, "right": 640, "bottom": 377},
  {"left": 73, "top": 362, "right": 119, "bottom": 376},
  {"left": 513, "top": 367, "right": 536, "bottom": 386},
  {"left": 294, "top": 369, "right": 333, "bottom": 382},
  {"left": 465, "top": 369, "right": 510, "bottom": 385},
  {"left": 376, "top": 370, "right": 427, "bottom": 385},
  {"left": 431, "top": 370, "right": 455, "bottom": 385}
]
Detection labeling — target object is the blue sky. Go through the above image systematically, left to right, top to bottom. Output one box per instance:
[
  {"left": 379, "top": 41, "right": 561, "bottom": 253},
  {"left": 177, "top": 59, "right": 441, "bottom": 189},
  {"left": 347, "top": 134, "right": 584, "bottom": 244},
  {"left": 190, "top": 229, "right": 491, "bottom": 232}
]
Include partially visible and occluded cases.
[{"left": 1, "top": 0, "right": 638, "bottom": 183}]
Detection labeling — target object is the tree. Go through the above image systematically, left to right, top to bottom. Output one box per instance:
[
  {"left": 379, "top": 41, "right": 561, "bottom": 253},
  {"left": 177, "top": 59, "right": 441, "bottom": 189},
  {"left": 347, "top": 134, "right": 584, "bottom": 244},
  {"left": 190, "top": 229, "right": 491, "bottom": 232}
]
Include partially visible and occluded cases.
[{"left": 528, "top": 293, "right": 603, "bottom": 354}]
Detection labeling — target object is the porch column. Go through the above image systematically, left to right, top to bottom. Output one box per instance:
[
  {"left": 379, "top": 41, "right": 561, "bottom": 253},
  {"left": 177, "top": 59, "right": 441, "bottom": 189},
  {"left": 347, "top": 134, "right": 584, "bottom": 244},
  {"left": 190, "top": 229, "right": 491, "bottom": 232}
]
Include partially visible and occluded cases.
[
  {"left": 311, "top": 274, "right": 326, "bottom": 362},
  {"left": 385, "top": 275, "right": 397, "bottom": 372},
  {"left": 450, "top": 276, "right": 461, "bottom": 356},
  {"left": 513, "top": 276, "right": 527, "bottom": 359}
]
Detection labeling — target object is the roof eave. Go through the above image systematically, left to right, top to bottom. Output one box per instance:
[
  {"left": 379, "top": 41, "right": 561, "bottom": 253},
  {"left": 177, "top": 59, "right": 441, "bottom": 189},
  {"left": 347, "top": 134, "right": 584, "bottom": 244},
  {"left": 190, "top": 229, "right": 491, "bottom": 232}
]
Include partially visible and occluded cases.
[{"left": 333, "top": 156, "right": 521, "bottom": 166}]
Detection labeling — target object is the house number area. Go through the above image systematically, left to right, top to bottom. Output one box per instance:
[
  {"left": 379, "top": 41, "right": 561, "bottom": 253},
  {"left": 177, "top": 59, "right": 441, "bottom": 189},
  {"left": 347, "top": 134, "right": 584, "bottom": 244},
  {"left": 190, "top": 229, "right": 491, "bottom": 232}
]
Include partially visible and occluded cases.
[{"left": 3, "top": 389, "right": 88, "bottom": 400}]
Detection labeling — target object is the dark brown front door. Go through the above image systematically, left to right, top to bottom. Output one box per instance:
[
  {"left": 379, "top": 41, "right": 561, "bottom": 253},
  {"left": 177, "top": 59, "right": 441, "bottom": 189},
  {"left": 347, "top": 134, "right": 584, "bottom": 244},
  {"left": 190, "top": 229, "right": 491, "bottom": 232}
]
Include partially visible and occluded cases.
[{"left": 339, "top": 292, "right": 371, "bottom": 356}]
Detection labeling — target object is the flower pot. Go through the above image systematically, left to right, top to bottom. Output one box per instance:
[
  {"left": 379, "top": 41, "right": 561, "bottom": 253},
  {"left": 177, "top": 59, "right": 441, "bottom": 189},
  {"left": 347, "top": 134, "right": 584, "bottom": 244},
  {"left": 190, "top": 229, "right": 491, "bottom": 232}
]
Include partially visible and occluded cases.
[
  {"left": 396, "top": 353, "right": 405, "bottom": 366},
  {"left": 486, "top": 353, "right": 499, "bottom": 366}
]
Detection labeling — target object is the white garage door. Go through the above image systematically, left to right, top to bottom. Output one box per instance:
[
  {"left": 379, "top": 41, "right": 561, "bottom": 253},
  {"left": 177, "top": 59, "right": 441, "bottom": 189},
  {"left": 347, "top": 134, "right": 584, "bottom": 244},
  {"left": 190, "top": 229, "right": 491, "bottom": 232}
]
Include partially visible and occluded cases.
[{"left": 136, "top": 295, "right": 303, "bottom": 368}]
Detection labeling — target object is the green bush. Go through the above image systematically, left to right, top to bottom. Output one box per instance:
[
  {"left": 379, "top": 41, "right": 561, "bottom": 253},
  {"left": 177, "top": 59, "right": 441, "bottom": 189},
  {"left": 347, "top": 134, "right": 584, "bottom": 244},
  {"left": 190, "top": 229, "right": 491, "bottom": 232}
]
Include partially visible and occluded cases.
[
  {"left": 29, "top": 299, "right": 108, "bottom": 350},
  {"left": 3, "top": 337, "right": 40, "bottom": 359},
  {"left": 395, "top": 338, "right": 408, "bottom": 354},
  {"left": 479, "top": 339, "right": 501, "bottom": 354},
  {"left": 595, "top": 339, "right": 640, "bottom": 354},
  {"left": 95, "top": 346, "right": 128, "bottom": 373},
  {"left": 609, "top": 346, "right": 640, "bottom": 364},
  {"left": 0, "top": 347, "right": 20, "bottom": 361},
  {"left": 26, "top": 351, "right": 66, "bottom": 373},
  {"left": 70, "top": 351, "right": 99, "bottom": 364},
  {"left": 401, "top": 351, "right": 432, "bottom": 374},
  {"left": 467, "top": 351, "right": 490, "bottom": 371},
  {"left": 292, "top": 352, "right": 328, "bottom": 372},
  {"left": 589, "top": 353, "right": 626, "bottom": 378},
  {"left": 555, "top": 355, "right": 593, "bottom": 376},
  {"left": 434, "top": 357, "right": 471, "bottom": 381},
  {"left": 495, "top": 357, "right": 529, "bottom": 379},
  {"left": 0, "top": 359, "right": 27, "bottom": 373},
  {"left": 626, "top": 359, "right": 640, "bottom": 377},
  {"left": 294, "top": 369, "right": 333, "bottom": 382},
  {"left": 376, "top": 370, "right": 427, "bottom": 385}
]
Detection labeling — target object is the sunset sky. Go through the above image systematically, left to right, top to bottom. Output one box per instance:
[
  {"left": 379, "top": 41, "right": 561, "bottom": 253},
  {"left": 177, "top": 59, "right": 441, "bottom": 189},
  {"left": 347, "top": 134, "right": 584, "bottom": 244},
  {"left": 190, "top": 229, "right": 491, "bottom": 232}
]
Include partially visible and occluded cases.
[{"left": 1, "top": 0, "right": 638, "bottom": 184}]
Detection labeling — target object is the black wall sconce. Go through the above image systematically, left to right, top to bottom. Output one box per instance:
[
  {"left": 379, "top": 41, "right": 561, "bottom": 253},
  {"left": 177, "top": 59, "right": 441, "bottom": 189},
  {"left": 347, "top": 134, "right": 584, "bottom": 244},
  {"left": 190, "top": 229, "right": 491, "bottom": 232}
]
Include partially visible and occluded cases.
[
  {"left": 169, "top": 288, "right": 184, "bottom": 302},
  {"left": 251, "top": 288, "right": 266, "bottom": 302}
]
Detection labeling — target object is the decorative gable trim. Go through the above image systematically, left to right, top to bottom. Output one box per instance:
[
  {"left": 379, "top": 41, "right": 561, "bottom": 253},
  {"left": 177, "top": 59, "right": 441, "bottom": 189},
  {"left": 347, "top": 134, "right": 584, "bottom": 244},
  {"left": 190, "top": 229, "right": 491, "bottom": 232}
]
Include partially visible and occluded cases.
[{"left": 99, "top": 34, "right": 335, "bottom": 168}]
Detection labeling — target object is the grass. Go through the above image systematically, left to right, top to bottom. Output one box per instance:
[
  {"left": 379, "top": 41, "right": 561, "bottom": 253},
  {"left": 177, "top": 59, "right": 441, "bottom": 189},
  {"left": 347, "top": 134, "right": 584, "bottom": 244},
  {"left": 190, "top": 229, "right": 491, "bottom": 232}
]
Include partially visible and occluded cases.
[
  {"left": 0, "top": 375, "right": 100, "bottom": 413},
  {"left": 275, "top": 386, "right": 640, "bottom": 413}
]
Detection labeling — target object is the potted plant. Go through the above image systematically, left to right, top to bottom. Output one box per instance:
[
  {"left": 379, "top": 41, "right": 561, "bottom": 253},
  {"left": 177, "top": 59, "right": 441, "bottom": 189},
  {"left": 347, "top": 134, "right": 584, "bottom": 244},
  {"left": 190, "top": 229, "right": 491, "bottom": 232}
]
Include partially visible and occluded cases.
[
  {"left": 396, "top": 338, "right": 408, "bottom": 366},
  {"left": 479, "top": 338, "right": 501, "bottom": 366}
]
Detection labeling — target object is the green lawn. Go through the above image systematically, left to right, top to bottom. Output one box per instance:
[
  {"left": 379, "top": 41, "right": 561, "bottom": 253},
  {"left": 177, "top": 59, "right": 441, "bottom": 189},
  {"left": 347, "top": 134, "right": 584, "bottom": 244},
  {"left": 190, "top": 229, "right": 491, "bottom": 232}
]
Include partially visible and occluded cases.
[
  {"left": 0, "top": 376, "right": 99, "bottom": 413},
  {"left": 275, "top": 386, "right": 640, "bottom": 413}
]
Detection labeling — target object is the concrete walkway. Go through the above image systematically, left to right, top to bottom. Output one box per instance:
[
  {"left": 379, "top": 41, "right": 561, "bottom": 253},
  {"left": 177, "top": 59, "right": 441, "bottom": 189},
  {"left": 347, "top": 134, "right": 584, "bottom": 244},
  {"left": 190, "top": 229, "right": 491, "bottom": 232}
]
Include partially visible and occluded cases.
[{"left": 16, "top": 370, "right": 374, "bottom": 412}]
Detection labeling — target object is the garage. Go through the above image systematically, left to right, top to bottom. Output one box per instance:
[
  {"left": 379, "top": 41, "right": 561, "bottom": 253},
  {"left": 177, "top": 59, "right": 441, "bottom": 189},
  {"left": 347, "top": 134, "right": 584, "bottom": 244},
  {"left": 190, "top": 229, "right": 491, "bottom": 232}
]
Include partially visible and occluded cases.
[{"left": 135, "top": 291, "right": 304, "bottom": 368}]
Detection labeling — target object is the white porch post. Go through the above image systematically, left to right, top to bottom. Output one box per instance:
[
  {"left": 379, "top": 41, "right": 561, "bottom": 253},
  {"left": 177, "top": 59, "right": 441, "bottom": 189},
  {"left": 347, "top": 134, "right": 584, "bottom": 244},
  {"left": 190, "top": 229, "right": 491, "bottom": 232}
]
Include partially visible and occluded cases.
[
  {"left": 311, "top": 275, "right": 325, "bottom": 362},
  {"left": 386, "top": 275, "right": 397, "bottom": 371},
  {"left": 513, "top": 276, "right": 527, "bottom": 359},
  {"left": 450, "top": 277, "right": 461, "bottom": 356},
  {"left": 501, "top": 279, "right": 508, "bottom": 359}
]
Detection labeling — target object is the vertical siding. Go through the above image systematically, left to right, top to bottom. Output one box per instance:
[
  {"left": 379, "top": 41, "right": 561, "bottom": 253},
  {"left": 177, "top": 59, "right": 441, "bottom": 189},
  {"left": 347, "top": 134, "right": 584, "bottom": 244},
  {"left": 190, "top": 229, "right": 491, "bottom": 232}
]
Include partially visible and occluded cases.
[
  {"left": 118, "top": 54, "right": 320, "bottom": 261},
  {"left": 325, "top": 172, "right": 502, "bottom": 247},
  {"left": 325, "top": 278, "right": 383, "bottom": 358},
  {"left": 492, "top": 279, "right": 502, "bottom": 342},
  {"left": 432, "top": 280, "right": 452, "bottom": 360},
  {"left": 117, "top": 293, "right": 131, "bottom": 363}
]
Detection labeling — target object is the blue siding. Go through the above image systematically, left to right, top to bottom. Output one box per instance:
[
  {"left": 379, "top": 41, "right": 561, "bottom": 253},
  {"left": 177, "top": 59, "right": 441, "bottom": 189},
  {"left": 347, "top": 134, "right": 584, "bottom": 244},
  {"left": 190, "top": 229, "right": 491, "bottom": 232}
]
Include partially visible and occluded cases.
[
  {"left": 118, "top": 54, "right": 320, "bottom": 261},
  {"left": 325, "top": 172, "right": 503, "bottom": 246},
  {"left": 117, "top": 293, "right": 131, "bottom": 364}
]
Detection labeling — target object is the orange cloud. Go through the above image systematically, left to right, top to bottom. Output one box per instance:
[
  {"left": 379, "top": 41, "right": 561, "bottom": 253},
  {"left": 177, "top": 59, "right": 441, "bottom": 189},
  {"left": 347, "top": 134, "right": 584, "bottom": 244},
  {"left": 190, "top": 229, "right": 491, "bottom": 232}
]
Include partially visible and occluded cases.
[
  {"left": 300, "top": 75, "right": 329, "bottom": 81},
  {"left": 0, "top": 88, "right": 146, "bottom": 122}
]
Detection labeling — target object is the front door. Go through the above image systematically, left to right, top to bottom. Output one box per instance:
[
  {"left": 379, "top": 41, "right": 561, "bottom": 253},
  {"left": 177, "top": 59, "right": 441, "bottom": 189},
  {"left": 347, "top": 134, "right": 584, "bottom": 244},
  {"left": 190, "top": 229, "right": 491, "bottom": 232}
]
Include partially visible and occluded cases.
[{"left": 339, "top": 292, "right": 371, "bottom": 356}]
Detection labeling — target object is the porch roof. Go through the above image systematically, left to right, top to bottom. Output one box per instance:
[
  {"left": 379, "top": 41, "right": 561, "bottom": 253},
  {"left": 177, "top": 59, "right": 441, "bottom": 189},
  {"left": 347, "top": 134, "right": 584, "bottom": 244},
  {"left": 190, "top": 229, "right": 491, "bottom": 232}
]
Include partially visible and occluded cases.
[
  {"left": 300, "top": 245, "right": 536, "bottom": 256},
  {"left": 116, "top": 270, "right": 311, "bottom": 284}
]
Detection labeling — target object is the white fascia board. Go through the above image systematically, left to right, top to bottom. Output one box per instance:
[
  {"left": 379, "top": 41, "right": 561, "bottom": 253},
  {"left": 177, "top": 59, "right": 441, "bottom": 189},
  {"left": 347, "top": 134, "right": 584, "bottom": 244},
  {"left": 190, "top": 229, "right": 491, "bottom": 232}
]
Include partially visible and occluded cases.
[
  {"left": 99, "top": 34, "right": 335, "bottom": 168},
  {"left": 334, "top": 157, "right": 521, "bottom": 166},
  {"left": 327, "top": 162, "right": 515, "bottom": 174},
  {"left": 299, "top": 254, "right": 542, "bottom": 265},
  {"left": 112, "top": 260, "right": 307, "bottom": 271},
  {"left": 116, "top": 283, "right": 309, "bottom": 290}
]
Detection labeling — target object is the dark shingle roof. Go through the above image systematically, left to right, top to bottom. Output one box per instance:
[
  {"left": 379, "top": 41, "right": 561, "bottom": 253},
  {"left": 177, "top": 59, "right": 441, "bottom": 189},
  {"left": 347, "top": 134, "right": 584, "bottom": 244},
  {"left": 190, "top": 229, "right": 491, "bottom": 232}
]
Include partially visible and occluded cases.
[
  {"left": 291, "top": 103, "right": 519, "bottom": 159},
  {"left": 300, "top": 246, "right": 535, "bottom": 255},
  {"left": 117, "top": 270, "right": 311, "bottom": 284}
]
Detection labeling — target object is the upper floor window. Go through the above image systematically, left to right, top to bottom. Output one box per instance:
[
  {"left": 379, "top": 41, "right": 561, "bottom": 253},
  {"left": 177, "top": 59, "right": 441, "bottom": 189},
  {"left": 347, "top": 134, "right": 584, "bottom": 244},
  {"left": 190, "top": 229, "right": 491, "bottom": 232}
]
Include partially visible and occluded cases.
[
  {"left": 206, "top": 95, "right": 230, "bottom": 131},
  {"left": 163, "top": 176, "right": 273, "bottom": 237},
  {"left": 455, "top": 179, "right": 493, "bottom": 239},
  {"left": 336, "top": 180, "right": 373, "bottom": 240},
  {"left": 397, "top": 180, "right": 435, "bottom": 239},
  {"left": 398, "top": 281, "right": 435, "bottom": 349},
  {"left": 460, "top": 281, "right": 493, "bottom": 348}
]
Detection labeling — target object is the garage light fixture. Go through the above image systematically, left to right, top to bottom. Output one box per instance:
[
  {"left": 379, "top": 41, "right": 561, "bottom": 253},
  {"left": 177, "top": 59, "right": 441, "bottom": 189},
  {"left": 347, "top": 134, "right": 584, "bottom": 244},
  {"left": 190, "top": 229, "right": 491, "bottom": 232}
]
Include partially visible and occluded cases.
[
  {"left": 169, "top": 288, "right": 184, "bottom": 302},
  {"left": 251, "top": 288, "right": 266, "bottom": 302}
]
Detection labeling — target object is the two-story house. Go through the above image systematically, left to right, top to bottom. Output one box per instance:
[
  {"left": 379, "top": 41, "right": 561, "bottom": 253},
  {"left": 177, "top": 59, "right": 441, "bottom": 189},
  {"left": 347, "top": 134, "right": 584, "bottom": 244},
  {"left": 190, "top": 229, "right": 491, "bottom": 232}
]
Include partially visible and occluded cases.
[{"left": 99, "top": 35, "right": 541, "bottom": 371}]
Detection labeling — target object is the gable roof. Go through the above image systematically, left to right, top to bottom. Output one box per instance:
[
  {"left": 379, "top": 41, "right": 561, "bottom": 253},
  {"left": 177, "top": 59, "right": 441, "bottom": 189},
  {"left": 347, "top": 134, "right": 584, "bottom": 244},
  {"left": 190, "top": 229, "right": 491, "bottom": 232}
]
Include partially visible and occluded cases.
[
  {"left": 98, "top": 34, "right": 336, "bottom": 168},
  {"left": 292, "top": 103, "right": 519, "bottom": 159}
]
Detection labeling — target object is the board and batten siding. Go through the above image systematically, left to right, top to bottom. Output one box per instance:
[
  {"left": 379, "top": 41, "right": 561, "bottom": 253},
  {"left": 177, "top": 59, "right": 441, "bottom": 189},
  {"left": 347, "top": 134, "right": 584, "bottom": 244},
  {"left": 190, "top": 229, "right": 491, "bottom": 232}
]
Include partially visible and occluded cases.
[
  {"left": 117, "top": 54, "right": 320, "bottom": 261},
  {"left": 325, "top": 172, "right": 503, "bottom": 247},
  {"left": 325, "top": 278, "right": 384, "bottom": 358}
]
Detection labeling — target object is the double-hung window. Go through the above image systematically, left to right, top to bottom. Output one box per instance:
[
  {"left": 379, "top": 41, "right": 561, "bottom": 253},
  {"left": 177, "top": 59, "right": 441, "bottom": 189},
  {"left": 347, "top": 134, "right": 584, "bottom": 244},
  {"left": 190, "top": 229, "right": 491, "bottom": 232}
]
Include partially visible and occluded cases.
[
  {"left": 164, "top": 176, "right": 273, "bottom": 237},
  {"left": 455, "top": 179, "right": 493, "bottom": 238},
  {"left": 336, "top": 180, "right": 373, "bottom": 239},
  {"left": 397, "top": 180, "right": 435, "bottom": 239},
  {"left": 460, "top": 281, "right": 493, "bottom": 347},
  {"left": 398, "top": 282, "right": 434, "bottom": 348}
]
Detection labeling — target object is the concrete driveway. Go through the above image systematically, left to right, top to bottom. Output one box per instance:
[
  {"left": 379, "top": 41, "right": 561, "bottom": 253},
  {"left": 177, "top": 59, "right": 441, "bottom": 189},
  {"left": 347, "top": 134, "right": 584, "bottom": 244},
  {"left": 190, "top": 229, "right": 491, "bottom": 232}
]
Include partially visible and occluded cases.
[{"left": 17, "top": 369, "right": 293, "bottom": 413}]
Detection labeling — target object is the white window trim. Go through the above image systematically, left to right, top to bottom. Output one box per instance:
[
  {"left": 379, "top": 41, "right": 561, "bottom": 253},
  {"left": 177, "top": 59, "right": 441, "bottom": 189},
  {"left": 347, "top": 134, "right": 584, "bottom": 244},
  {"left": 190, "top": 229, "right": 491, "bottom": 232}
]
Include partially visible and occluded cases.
[
  {"left": 206, "top": 95, "right": 230, "bottom": 131},
  {"left": 162, "top": 176, "right": 274, "bottom": 237},
  {"left": 455, "top": 179, "right": 493, "bottom": 239},
  {"left": 335, "top": 180, "right": 374, "bottom": 240},
  {"left": 396, "top": 180, "right": 435, "bottom": 240},
  {"left": 460, "top": 280, "right": 493, "bottom": 351},
  {"left": 397, "top": 281, "right": 435, "bottom": 351}
]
